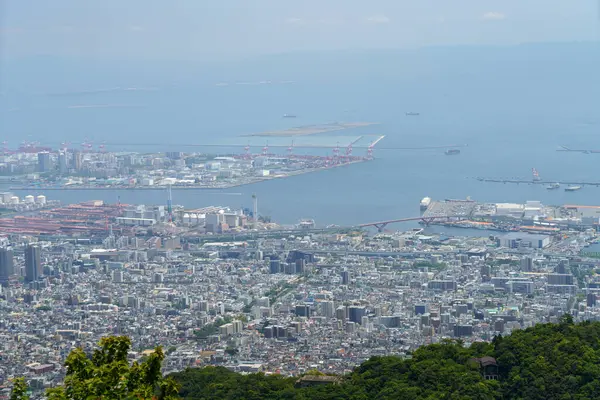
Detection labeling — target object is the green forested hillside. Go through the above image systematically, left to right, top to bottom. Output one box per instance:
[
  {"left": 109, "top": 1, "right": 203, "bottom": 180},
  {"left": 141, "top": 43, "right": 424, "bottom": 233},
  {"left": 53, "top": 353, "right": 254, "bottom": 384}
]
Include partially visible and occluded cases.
[{"left": 170, "top": 317, "right": 600, "bottom": 400}]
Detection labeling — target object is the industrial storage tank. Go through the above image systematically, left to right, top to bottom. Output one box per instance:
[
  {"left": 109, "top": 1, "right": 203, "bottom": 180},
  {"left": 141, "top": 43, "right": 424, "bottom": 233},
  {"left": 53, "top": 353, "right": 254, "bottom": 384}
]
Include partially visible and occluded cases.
[
  {"left": 24, "top": 195, "right": 35, "bottom": 204},
  {"left": 36, "top": 195, "right": 46, "bottom": 205},
  {"left": 10, "top": 196, "right": 19, "bottom": 204},
  {"left": 183, "top": 213, "right": 191, "bottom": 224}
]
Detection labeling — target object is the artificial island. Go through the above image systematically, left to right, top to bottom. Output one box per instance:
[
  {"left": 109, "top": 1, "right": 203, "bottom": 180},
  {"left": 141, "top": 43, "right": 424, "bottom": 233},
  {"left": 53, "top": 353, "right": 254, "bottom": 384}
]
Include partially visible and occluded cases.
[{"left": 1, "top": 132, "right": 383, "bottom": 191}]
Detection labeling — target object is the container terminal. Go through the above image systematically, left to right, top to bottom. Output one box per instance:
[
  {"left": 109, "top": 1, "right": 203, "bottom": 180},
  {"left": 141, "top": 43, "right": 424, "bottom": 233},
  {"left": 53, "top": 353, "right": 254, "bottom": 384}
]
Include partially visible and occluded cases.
[{"left": 0, "top": 139, "right": 385, "bottom": 191}]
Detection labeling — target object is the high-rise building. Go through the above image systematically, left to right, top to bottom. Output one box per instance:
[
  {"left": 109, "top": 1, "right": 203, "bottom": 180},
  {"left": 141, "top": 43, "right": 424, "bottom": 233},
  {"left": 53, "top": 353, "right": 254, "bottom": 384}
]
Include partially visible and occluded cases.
[
  {"left": 72, "top": 151, "right": 83, "bottom": 171},
  {"left": 37, "top": 152, "right": 51, "bottom": 172},
  {"left": 58, "top": 152, "right": 69, "bottom": 174},
  {"left": 25, "top": 245, "right": 42, "bottom": 282},
  {"left": 0, "top": 247, "right": 14, "bottom": 285},
  {"left": 520, "top": 256, "right": 533, "bottom": 272},
  {"left": 295, "top": 259, "right": 306, "bottom": 274},
  {"left": 556, "top": 259, "right": 569, "bottom": 274},
  {"left": 269, "top": 260, "right": 281, "bottom": 274},
  {"left": 112, "top": 270, "right": 124, "bottom": 283},
  {"left": 341, "top": 270, "right": 350, "bottom": 285},
  {"left": 548, "top": 274, "right": 574, "bottom": 286},
  {"left": 587, "top": 292, "right": 597, "bottom": 308},
  {"left": 320, "top": 301, "right": 335, "bottom": 318},
  {"left": 295, "top": 304, "right": 310, "bottom": 318},
  {"left": 415, "top": 304, "right": 429, "bottom": 315},
  {"left": 348, "top": 306, "right": 366, "bottom": 324}
]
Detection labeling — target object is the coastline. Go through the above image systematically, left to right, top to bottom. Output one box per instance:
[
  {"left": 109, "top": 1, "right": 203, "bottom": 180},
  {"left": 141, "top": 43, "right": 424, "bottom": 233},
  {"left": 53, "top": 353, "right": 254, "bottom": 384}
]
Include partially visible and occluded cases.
[{"left": 9, "top": 159, "right": 368, "bottom": 191}]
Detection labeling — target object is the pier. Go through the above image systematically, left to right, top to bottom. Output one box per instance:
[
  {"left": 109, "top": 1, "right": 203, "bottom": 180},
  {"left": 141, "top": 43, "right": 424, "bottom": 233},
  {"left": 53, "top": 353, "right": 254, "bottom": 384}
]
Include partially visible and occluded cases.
[{"left": 475, "top": 177, "right": 600, "bottom": 187}]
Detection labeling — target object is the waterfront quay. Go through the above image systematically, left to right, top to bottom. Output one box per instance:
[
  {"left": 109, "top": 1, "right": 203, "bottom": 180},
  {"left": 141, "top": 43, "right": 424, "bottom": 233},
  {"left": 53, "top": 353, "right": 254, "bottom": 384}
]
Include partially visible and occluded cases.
[
  {"left": 476, "top": 177, "right": 600, "bottom": 187},
  {"left": 420, "top": 197, "right": 600, "bottom": 234}
]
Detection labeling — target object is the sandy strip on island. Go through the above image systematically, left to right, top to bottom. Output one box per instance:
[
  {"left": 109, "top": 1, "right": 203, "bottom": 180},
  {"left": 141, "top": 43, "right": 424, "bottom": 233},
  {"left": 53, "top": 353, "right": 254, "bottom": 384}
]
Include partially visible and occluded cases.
[{"left": 245, "top": 122, "right": 379, "bottom": 137}]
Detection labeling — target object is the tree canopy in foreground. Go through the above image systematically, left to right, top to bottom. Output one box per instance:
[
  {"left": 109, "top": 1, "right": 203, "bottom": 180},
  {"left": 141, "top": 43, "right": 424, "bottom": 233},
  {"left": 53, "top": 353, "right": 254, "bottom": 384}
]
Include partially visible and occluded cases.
[
  {"left": 170, "top": 316, "right": 600, "bottom": 400},
  {"left": 12, "top": 317, "right": 600, "bottom": 399},
  {"left": 15, "top": 336, "right": 180, "bottom": 400}
]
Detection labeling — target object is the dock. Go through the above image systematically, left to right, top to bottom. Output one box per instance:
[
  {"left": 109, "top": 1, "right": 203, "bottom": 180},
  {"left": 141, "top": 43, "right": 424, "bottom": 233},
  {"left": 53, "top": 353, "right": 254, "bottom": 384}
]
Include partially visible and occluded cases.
[{"left": 475, "top": 177, "right": 600, "bottom": 187}]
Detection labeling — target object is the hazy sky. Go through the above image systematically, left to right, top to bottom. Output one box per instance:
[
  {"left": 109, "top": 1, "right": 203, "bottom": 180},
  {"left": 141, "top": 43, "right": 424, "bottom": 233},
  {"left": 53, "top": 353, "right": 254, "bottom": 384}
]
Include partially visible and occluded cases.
[{"left": 1, "top": 0, "right": 599, "bottom": 60}]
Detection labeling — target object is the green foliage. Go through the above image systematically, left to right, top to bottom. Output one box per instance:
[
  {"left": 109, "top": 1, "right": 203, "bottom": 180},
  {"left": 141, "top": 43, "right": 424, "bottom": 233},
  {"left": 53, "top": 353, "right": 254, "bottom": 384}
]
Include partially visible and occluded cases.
[
  {"left": 171, "top": 320, "right": 600, "bottom": 400},
  {"left": 46, "top": 335, "right": 180, "bottom": 400},
  {"left": 171, "top": 367, "right": 297, "bottom": 400},
  {"left": 10, "top": 377, "right": 29, "bottom": 400}
]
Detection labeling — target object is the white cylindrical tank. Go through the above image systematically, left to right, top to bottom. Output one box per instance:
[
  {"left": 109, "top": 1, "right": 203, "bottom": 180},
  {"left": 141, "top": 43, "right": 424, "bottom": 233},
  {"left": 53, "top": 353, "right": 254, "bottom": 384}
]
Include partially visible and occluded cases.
[
  {"left": 24, "top": 195, "right": 35, "bottom": 204},
  {"left": 36, "top": 195, "right": 46, "bottom": 205},
  {"left": 10, "top": 196, "right": 19, "bottom": 204},
  {"left": 183, "top": 213, "right": 190, "bottom": 224}
]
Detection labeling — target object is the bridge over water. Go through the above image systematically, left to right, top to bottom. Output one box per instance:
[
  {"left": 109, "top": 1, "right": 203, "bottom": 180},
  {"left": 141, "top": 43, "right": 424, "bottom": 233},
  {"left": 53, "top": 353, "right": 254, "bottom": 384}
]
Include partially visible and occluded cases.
[{"left": 358, "top": 215, "right": 468, "bottom": 232}]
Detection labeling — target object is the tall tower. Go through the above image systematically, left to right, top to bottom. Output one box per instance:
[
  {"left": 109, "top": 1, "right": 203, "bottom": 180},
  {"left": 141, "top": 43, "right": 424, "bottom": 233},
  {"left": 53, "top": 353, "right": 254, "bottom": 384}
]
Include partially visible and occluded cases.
[
  {"left": 58, "top": 151, "right": 69, "bottom": 174},
  {"left": 37, "top": 152, "right": 51, "bottom": 172},
  {"left": 167, "top": 185, "right": 173, "bottom": 222},
  {"left": 252, "top": 194, "right": 258, "bottom": 229},
  {"left": 25, "top": 245, "right": 42, "bottom": 282},
  {"left": 0, "top": 247, "right": 14, "bottom": 285}
]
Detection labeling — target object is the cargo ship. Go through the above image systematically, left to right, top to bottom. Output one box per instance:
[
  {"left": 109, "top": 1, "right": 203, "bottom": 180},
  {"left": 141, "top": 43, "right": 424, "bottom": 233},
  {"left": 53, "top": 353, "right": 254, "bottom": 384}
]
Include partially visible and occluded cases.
[
  {"left": 405, "top": 112, "right": 420, "bottom": 116},
  {"left": 445, "top": 149, "right": 460, "bottom": 155},
  {"left": 546, "top": 183, "right": 560, "bottom": 190},
  {"left": 565, "top": 185, "right": 582, "bottom": 192},
  {"left": 420, "top": 197, "right": 431, "bottom": 211}
]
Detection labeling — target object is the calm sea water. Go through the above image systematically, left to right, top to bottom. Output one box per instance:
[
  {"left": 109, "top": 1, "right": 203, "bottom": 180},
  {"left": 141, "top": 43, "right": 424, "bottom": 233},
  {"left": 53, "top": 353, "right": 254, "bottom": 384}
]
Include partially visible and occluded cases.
[{"left": 2, "top": 48, "right": 600, "bottom": 227}]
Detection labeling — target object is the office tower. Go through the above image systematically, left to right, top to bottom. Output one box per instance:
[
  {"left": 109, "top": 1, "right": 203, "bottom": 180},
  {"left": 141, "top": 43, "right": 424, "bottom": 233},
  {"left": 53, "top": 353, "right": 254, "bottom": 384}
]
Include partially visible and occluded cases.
[
  {"left": 72, "top": 151, "right": 83, "bottom": 170},
  {"left": 37, "top": 152, "right": 51, "bottom": 172},
  {"left": 58, "top": 152, "right": 69, "bottom": 174},
  {"left": 25, "top": 245, "right": 42, "bottom": 282},
  {"left": 0, "top": 247, "right": 14, "bottom": 284},
  {"left": 520, "top": 256, "right": 533, "bottom": 272},
  {"left": 295, "top": 259, "right": 306, "bottom": 274},
  {"left": 556, "top": 259, "right": 569, "bottom": 274},
  {"left": 269, "top": 260, "right": 281, "bottom": 274},
  {"left": 112, "top": 270, "right": 124, "bottom": 283},
  {"left": 341, "top": 270, "right": 349, "bottom": 285},
  {"left": 548, "top": 274, "right": 574, "bottom": 286},
  {"left": 587, "top": 293, "right": 597, "bottom": 308},
  {"left": 320, "top": 301, "right": 335, "bottom": 318},
  {"left": 295, "top": 304, "right": 310, "bottom": 318},
  {"left": 415, "top": 304, "right": 429, "bottom": 315},
  {"left": 348, "top": 306, "right": 366, "bottom": 324},
  {"left": 335, "top": 307, "right": 346, "bottom": 321},
  {"left": 454, "top": 325, "right": 473, "bottom": 337}
]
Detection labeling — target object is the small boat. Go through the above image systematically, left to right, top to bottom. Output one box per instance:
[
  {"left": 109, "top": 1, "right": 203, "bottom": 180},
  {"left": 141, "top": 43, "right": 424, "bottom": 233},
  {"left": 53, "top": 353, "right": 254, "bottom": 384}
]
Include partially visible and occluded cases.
[
  {"left": 405, "top": 112, "right": 420, "bottom": 116},
  {"left": 282, "top": 114, "right": 297, "bottom": 118},
  {"left": 445, "top": 149, "right": 460, "bottom": 155},
  {"left": 546, "top": 183, "right": 560, "bottom": 190},
  {"left": 565, "top": 185, "right": 582, "bottom": 192}
]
